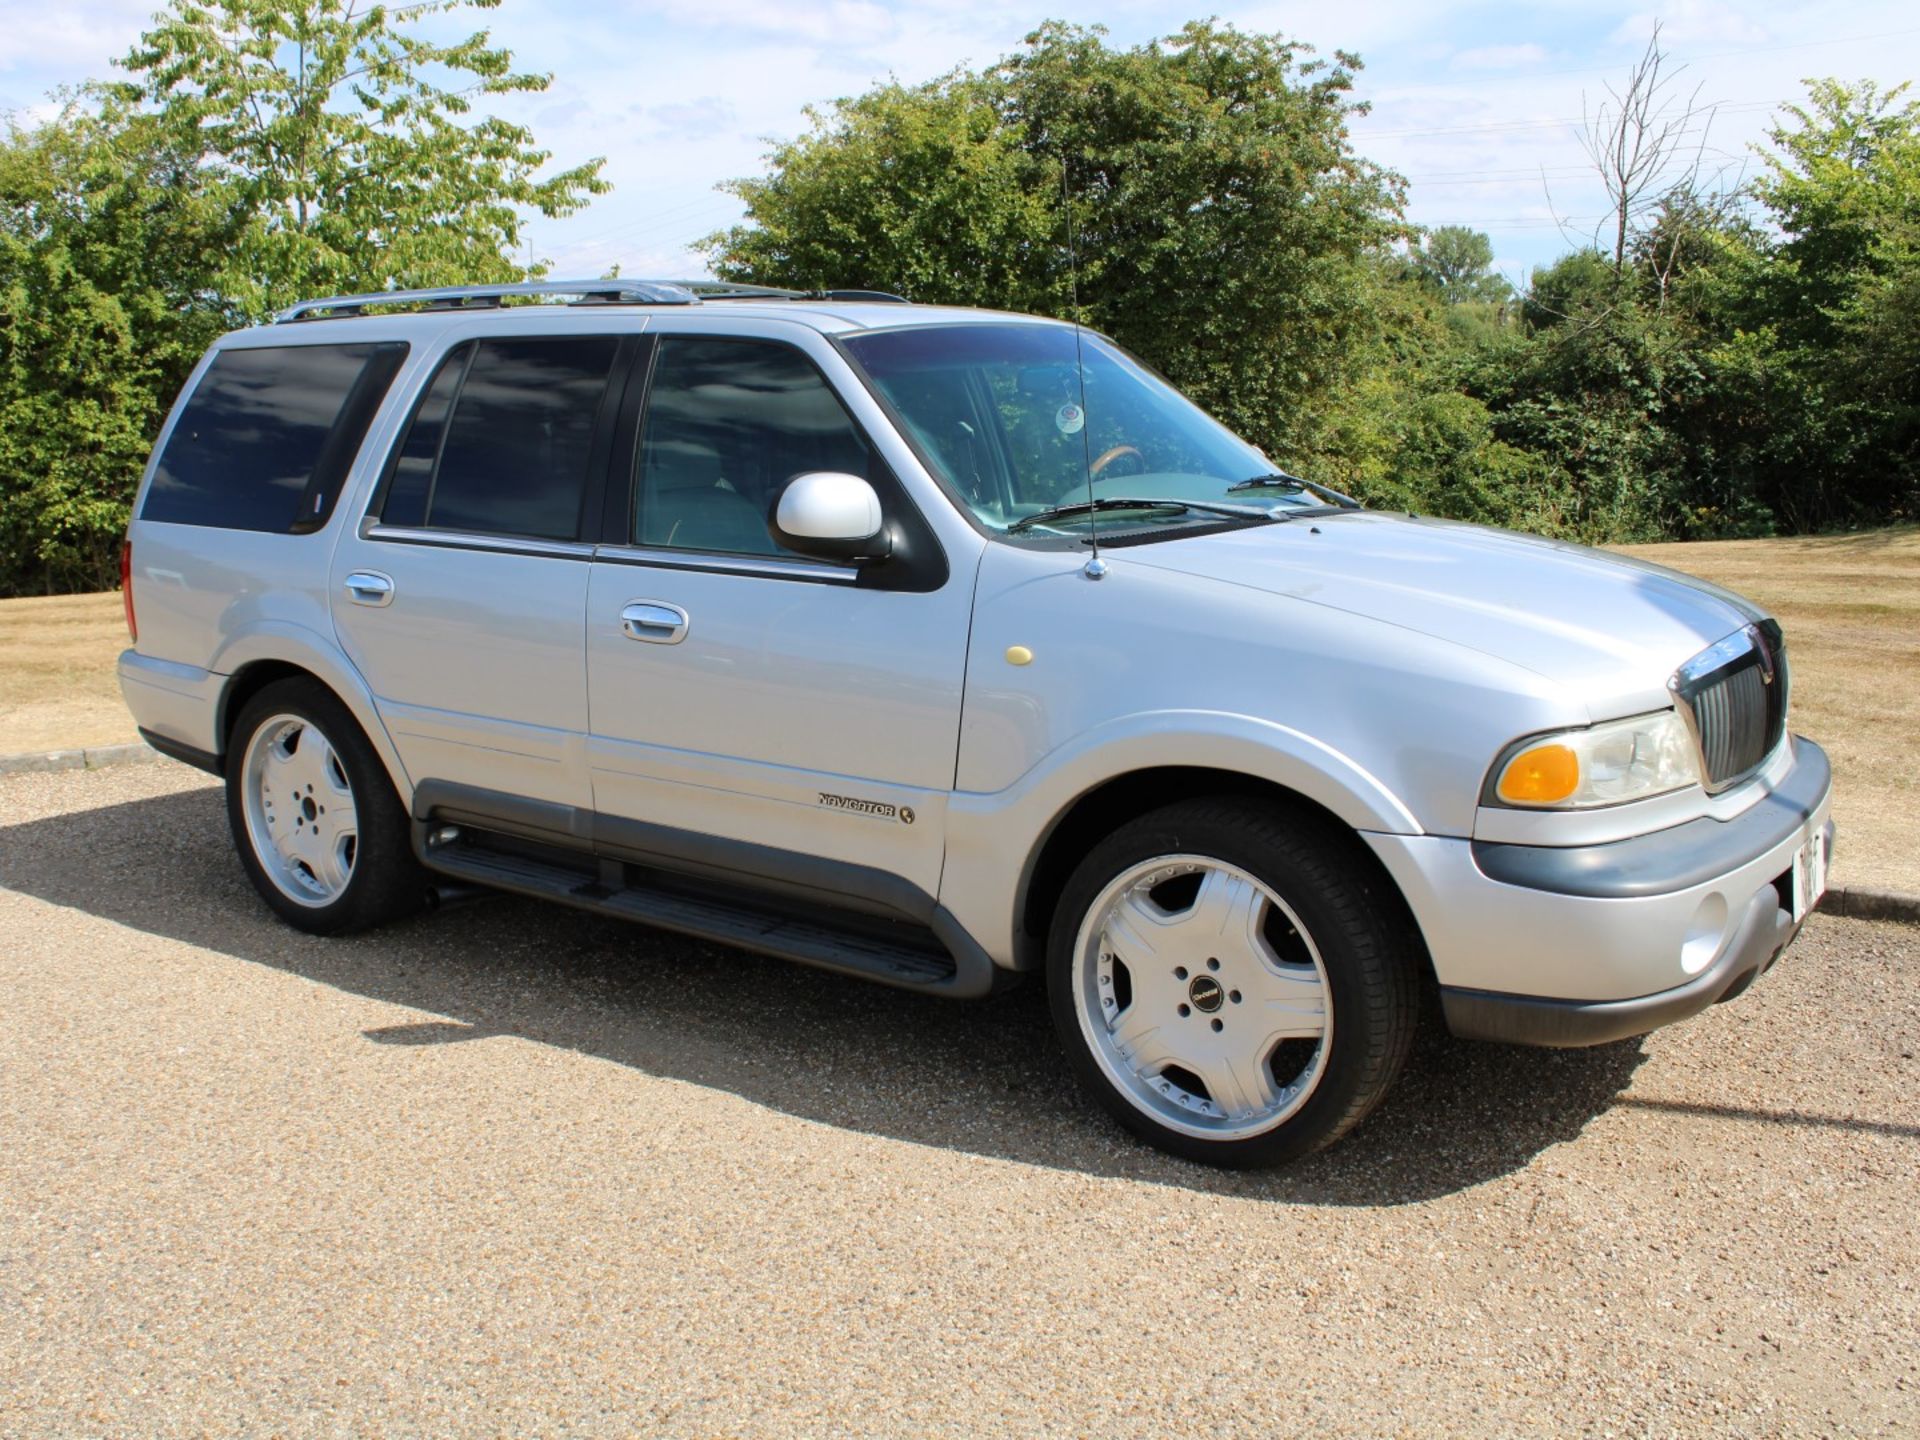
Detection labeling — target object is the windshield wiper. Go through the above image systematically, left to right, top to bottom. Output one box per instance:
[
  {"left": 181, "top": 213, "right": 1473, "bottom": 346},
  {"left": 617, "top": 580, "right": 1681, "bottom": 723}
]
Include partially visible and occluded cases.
[
  {"left": 1227, "top": 470, "right": 1308, "bottom": 493},
  {"left": 1228, "top": 471, "right": 1362, "bottom": 508},
  {"left": 1008, "top": 497, "right": 1273, "bottom": 534}
]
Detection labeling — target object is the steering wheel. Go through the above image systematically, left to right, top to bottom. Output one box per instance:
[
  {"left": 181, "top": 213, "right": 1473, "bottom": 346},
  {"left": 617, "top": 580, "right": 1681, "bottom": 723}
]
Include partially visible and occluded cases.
[{"left": 1088, "top": 444, "right": 1145, "bottom": 478}]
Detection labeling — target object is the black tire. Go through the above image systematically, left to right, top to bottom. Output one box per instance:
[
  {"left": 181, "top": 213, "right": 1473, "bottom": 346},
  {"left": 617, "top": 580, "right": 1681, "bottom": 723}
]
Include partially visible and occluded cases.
[
  {"left": 224, "top": 677, "right": 428, "bottom": 935},
  {"left": 1046, "top": 797, "right": 1420, "bottom": 1168}
]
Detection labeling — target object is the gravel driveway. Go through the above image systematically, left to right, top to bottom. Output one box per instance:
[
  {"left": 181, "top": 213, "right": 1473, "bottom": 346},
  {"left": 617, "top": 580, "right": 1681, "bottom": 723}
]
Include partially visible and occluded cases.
[{"left": 3, "top": 763, "right": 1915, "bottom": 1437}]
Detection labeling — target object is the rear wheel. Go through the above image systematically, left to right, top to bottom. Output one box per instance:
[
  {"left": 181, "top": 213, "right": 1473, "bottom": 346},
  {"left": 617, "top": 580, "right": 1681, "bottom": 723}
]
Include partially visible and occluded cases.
[
  {"left": 225, "top": 678, "right": 426, "bottom": 934},
  {"left": 1048, "top": 798, "right": 1419, "bottom": 1167}
]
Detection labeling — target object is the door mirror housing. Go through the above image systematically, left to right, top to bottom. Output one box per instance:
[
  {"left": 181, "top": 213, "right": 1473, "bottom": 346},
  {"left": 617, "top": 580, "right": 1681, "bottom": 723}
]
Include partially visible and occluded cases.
[{"left": 770, "top": 472, "right": 890, "bottom": 562}]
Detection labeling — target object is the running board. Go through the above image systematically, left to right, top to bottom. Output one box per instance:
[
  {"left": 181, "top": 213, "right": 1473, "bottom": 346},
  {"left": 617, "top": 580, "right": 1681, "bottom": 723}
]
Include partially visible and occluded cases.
[{"left": 417, "top": 826, "right": 968, "bottom": 992}]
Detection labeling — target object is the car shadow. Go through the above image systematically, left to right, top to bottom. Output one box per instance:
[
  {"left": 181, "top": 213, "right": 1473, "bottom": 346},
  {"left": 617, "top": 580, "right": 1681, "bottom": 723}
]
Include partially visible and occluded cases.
[{"left": 0, "top": 782, "right": 1649, "bottom": 1205}]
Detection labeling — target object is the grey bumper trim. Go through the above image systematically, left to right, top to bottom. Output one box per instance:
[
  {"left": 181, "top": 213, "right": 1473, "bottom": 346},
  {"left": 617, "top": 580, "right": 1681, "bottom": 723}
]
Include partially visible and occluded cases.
[
  {"left": 137, "top": 728, "right": 222, "bottom": 776},
  {"left": 1472, "top": 738, "right": 1830, "bottom": 899},
  {"left": 1440, "top": 870, "right": 1814, "bottom": 1048}
]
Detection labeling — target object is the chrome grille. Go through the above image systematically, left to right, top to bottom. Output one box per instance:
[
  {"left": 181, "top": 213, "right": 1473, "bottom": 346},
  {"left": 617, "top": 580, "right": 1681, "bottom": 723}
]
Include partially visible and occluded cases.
[{"left": 1670, "top": 624, "right": 1789, "bottom": 792}]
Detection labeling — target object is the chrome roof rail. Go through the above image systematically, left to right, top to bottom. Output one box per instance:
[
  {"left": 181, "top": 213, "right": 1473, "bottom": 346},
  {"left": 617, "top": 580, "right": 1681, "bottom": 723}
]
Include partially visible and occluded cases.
[
  {"left": 273, "top": 277, "right": 909, "bottom": 322},
  {"left": 273, "top": 278, "right": 704, "bottom": 323},
  {"left": 663, "top": 280, "right": 805, "bottom": 299},
  {"left": 644, "top": 281, "right": 909, "bottom": 303}
]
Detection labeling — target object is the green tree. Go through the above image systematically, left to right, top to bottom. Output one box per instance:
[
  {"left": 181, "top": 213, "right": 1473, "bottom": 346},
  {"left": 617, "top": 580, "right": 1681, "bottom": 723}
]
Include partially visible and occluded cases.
[
  {"left": 0, "top": 0, "right": 615, "bottom": 594},
  {"left": 114, "top": 0, "right": 609, "bottom": 319},
  {"left": 706, "top": 20, "right": 1405, "bottom": 463},
  {"left": 709, "top": 75, "right": 1057, "bottom": 311},
  {"left": 1743, "top": 80, "right": 1920, "bottom": 525},
  {"left": 1754, "top": 80, "right": 1920, "bottom": 345},
  {"left": 0, "top": 102, "right": 239, "bottom": 594},
  {"left": 1409, "top": 226, "right": 1512, "bottom": 304},
  {"left": 1520, "top": 248, "right": 1620, "bottom": 329},
  {"left": 1310, "top": 263, "right": 1546, "bottom": 526},
  {"left": 1472, "top": 294, "right": 1701, "bottom": 542}
]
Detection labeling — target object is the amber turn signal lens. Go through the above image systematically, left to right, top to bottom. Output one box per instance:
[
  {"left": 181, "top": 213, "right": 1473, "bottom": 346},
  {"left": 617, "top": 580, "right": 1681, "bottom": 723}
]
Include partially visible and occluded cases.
[{"left": 1497, "top": 743, "right": 1581, "bottom": 804}]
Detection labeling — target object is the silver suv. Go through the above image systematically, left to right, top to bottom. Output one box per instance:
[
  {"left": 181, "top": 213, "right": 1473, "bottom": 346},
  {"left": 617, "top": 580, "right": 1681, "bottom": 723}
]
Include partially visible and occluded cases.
[{"left": 119, "top": 279, "right": 1834, "bottom": 1167}]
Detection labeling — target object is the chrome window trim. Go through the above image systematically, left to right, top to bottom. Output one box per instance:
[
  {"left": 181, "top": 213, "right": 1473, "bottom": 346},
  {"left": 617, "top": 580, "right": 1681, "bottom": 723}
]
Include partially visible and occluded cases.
[
  {"left": 360, "top": 521, "right": 596, "bottom": 561},
  {"left": 591, "top": 542, "right": 859, "bottom": 585}
]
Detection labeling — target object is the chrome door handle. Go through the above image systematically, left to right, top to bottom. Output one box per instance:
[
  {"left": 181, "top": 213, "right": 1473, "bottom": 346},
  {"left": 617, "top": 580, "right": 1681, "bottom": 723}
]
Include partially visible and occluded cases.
[
  {"left": 344, "top": 571, "right": 394, "bottom": 607},
  {"left": 620, "top": 601, "right": 689, "bottom": 645}
]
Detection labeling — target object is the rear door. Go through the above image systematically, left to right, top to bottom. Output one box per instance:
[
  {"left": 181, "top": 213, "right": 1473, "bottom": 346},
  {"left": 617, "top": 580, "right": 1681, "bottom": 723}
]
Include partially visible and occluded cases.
[{"left": 331, "top": 327, "right": 645, "bottom": 812}]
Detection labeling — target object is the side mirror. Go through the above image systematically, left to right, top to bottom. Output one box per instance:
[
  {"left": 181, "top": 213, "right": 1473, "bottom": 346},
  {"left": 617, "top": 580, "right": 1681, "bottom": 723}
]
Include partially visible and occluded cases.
[{"left": 770, "top": 472, "right": 891, "bottom": 562}]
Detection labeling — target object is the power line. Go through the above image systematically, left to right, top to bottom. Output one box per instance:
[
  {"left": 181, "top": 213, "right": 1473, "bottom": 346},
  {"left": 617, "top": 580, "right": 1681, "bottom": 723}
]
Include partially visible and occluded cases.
[
  {"left": 1379, "top": 25, "right": 1920, "bottom": 95},
  {"left": 1359, "top": 98, "right": 1785, "bottom": 142},
  {"left": 1412, "top": 170, "right": 1591, "bottom": 188},
  {"left": 562, "top": 191, "right": 739, "bottom": 249},
  {"left": 560, "top": 202, "right": 743, "bottom": 257},
  {"left": 1413, "top": 214, "right": 1608, "bottom": 225}
]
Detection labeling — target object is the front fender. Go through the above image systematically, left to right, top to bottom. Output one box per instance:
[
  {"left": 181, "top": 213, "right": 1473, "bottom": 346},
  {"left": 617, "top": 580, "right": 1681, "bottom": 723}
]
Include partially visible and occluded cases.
[
  {"left": 208, "top": 622, "right": 414, "bottom": 800},
  {"left": 938, "top": 709, "right": 1424, "bottom": 968}
]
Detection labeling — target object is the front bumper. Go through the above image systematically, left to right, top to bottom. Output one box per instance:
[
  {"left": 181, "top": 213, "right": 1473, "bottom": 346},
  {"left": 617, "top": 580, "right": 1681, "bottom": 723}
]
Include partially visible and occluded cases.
[
  {"left": 1365, "top": 737, "right": 1834, "bottom": 1047},
  {"left": 1437, "top": 825, "right": 1828, "bottom": 1046}
]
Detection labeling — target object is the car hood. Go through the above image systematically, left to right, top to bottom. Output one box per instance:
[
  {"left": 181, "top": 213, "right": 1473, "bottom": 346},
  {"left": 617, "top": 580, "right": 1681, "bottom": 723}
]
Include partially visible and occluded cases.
[{"left": 1124, "top": 512, "right": 1765, "bottom": 718}]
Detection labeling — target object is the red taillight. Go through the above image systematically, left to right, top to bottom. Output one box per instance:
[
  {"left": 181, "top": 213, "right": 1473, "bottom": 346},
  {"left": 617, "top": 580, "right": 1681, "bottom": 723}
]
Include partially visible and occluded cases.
[{"left": 121, "top": 539, "right": 137, "bottom": 643}]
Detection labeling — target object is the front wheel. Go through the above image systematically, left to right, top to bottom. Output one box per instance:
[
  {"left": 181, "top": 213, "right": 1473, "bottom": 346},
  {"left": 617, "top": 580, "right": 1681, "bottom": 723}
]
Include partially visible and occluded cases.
[
  {"left": 225, "top": 678, "right": 427, "bottom": 935},
  {"left": 1047, "top": 798, "right": 1419, "bottom": 1167}
]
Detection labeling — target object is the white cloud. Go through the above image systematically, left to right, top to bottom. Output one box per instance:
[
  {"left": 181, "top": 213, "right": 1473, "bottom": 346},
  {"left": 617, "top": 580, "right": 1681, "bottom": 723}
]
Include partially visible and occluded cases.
[
  {"left": 0, "top": 0, "right": 152, "bottom": 76},
  {"left": 626, "top": 0, "right": 902, "bottom": 45},
  {"left": 1609, "top": 1, "right": 1769, "bottom": 49},
  {"left": 1451, "top": 43, "right": 1549, "bottom": 71},
  {"left": 646, "top": 96, "right": 736, "bottom": 130}
]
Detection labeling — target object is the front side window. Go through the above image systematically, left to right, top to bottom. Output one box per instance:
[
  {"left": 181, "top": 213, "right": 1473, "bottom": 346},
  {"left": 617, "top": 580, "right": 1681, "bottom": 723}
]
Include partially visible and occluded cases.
[
  {"left": 840, "top": 323, "right": 1321, "bottom": 541},
  {"left": 380, "top": 336, "right": 620, "bottom": 540},
  {"left": 635, "top": 337, "right": 872, "bottom": 556},
  {"left": 144, "top": 342, "right": 406, "bottom": 532}
]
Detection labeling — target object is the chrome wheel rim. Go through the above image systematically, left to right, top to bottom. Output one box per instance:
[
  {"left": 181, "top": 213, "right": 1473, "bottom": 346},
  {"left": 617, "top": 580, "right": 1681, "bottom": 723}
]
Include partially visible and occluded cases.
[
  {"left": 240, "top": 714, "right": 358, "bottom": 908},
  {"left": 1073, "top": 856, "right": 1332, "bottom": 1142}
]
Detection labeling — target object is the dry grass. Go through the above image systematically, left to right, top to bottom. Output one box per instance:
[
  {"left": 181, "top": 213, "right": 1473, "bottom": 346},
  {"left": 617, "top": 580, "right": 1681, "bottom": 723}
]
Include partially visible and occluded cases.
[
  {"left": 3, "top": 526, "right": 1914, "bottom": 888},
  {"left": 1616, "top": 527, "right": 1920, "bottom": 893},
  {"left": 0, "top": 592, "right": 136, "bottom": 753}
]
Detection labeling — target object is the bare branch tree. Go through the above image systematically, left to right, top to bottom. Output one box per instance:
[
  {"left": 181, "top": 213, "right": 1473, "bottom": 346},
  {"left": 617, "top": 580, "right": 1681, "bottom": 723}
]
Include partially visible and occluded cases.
[
  {"left": 1575, "top": 23, "right": 1719, "bottom": 273},
  {"left": 1639, "top": 165, "right": 1747, "bottom": 309}
]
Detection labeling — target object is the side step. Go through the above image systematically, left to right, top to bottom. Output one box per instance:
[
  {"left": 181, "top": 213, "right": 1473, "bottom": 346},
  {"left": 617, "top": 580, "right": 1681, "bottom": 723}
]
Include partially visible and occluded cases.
[{"left": 418, "top": 828, "right": 962, "bottom": 991}]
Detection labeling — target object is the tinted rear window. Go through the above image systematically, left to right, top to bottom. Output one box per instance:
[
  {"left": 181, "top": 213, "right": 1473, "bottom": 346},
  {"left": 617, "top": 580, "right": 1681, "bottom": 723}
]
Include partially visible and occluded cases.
[
  {"left": 378, "top": 336, "right": 620, "bottom": 541},
  {"left": 143, "top": 343, "right": 407, "bottom": 532},
  {"left": 377, "top": 347, "right": 467, "bottom": 530}
]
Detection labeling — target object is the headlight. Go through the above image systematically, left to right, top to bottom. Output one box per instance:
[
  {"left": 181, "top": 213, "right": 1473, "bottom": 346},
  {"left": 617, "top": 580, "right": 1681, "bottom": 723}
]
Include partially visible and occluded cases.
[{"left": 1487, "top": 710, "right": 1699, "bottom": 809}]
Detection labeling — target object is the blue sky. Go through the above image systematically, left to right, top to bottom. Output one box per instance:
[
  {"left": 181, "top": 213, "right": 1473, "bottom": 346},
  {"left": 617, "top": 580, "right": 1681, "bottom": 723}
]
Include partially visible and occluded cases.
[{"left": 3, "top": 0, "right": 1917, "bottom": 290}]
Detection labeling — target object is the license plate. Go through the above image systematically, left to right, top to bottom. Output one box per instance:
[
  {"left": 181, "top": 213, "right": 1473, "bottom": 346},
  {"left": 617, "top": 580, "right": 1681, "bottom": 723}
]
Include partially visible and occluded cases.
[{"left": 1791, "top": 826, "right": 1829, "bottom": 923}]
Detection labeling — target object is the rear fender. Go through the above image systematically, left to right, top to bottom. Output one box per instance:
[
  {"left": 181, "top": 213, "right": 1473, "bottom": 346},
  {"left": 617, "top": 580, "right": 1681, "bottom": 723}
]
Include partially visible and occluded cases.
[{"left": 209, "top": 623, "right": 413, "bottom": 799}]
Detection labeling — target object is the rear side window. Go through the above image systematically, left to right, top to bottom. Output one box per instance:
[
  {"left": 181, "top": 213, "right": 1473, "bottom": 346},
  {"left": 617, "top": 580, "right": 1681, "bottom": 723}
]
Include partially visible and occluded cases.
[
  {"left": 378, "top": 336, "right": 620, "bottom": 540},
  {"left": 143, "top": 343, "right": 406, "bottom": 532}
]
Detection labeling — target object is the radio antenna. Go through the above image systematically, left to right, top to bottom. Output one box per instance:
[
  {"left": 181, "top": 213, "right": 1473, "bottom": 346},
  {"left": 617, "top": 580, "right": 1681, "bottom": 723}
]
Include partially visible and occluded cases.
[{"left": 1061, "top": 157, "right": 1105, "bottom": 579}]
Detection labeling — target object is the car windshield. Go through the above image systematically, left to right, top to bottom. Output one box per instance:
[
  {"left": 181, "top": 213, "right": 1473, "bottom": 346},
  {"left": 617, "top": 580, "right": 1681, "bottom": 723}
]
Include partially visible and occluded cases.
[{"left": 840, "top": 322, "right": 1328, "bottom": 539}]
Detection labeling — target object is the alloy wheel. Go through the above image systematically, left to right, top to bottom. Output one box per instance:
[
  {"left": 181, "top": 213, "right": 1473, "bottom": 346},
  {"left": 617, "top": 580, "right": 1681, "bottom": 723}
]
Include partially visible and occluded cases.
[
  {"left": 239, "top": 714, "right": 359, "bottom": 907},
  {"left": 1072, "top": 855, "right": 1333, "bottom": 1141}
]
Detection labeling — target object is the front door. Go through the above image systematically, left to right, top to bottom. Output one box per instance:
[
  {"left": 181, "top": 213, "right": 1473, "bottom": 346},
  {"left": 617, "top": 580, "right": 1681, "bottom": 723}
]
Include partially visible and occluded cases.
[
  {"left": 333, "top": 331, "right": 637, "bottom": 811},
  {"left": 584, "top": 333, "right": 972, "bottom": 912}
]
